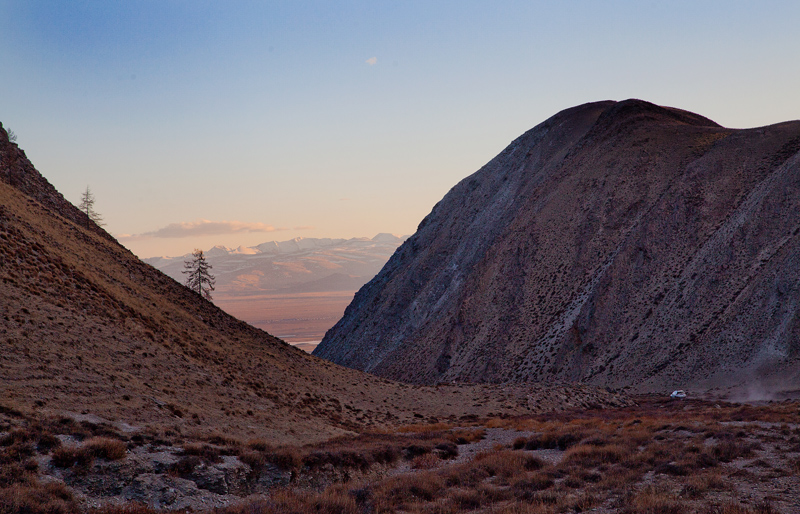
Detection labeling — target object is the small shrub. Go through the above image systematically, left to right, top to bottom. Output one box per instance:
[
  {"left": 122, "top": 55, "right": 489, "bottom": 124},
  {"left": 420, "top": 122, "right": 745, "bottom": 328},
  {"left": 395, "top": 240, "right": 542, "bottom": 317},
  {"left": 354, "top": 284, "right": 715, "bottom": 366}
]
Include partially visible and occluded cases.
[
  {"left": 397, "top": 423, "right": 452, "bottom": 433},
  {"left": 0, "top": 428, "right": 32, "bottom": 446},
  {"left": 450, "top": 428, "right": 486, "bottom": 444},
  {"left": 524, "top": 429, "right": 584, "bottom": 451},
  {"left": 36, "top": 433, "right": 61, "bottom": 453},
  {"left": 206, "top": 433, "right": 241, "bottom": 448},
  {"left": 85, "top": 437, "right": 127, "bottom": 460},
  {"left": 246, "top": 439, "right": 272, "bottom": 452},
  {"left": 712, "top": 440, "right": 753, "bottom": 463},
  {"left": 0, "top": 441, "right": 35, "bottom": 464},
  {"left": 434, "top": 442, "right": 458, "bottom": 459},
  {"left": 180, "top": 443, "right": 222, "bottom": 463},
  {"left": 403, "top": 443, "right": 433, "bottom": 459},
  {"left": 562, "top": 443, "right": 628, "bottom": 466},
  {"left": 370, "top": 445, "right": 400, "bottom": 465},
  {"left": 51, "top": 446, "right": 94, "bottom": 469},
  {"left": 266, "top": 448, "right": 303, "bottom": 471},
  {"left": 471, "top": 450, "right": 543, "bottom": 483},
  {"left": 239, "top": 451, "right": 266, "bottom": 471},
  {"left": 411, "top": 453, "right": 440, "bottom": 469},
  {"left": 168, "top": 455, "right": 201, "bottom": 477},
  {"left": 0, "top": 462, "right": 31, "bottom": 487},
  {"left": 655, "top": 462, "right": 688, "bottom": 476},
  {"left": 596, "top": 465, "right": 642, "bottom": 490},
  {"left": 375, "top": 471, "right": 443, "bottom": 507},
  {"left": 511, "top": 473, "right": 555, "bottom": 499},
  {"left": 0, "top": 482, "right": 77, "bottom": 514},
  {"left": 622, "top": 486, "right": 683, "bottom": 514},
  {"left": 451, "top": 488, "right": 489, "bottom": 510},
  {"left": 566, "top": 493, "right": 600, "bottom": 512},
  {"left": 91, "top": 502, "right": 167, "bottom": 513}
]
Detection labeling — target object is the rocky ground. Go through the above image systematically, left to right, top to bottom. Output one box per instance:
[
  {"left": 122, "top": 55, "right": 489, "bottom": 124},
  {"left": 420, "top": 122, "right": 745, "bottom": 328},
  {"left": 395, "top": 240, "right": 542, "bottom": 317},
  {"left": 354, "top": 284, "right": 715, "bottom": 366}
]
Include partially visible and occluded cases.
[{"left": 3, "top": 397, "right": 799, "bottom": 513}]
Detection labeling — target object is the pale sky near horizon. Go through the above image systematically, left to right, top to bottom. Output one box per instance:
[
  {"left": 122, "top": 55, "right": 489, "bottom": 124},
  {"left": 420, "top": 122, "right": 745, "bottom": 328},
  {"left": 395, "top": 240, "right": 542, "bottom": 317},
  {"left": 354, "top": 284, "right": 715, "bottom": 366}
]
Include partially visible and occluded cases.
[{"left": 2, "top": 1, "right": 799, "bottom": 258}]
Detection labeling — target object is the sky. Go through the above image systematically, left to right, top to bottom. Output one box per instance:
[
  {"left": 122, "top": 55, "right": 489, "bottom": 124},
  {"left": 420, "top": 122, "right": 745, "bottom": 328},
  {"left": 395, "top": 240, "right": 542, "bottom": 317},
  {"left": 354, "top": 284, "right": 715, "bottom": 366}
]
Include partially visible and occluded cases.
[{"left": 1, "top": 1, "right": 799, "bottom": 258}]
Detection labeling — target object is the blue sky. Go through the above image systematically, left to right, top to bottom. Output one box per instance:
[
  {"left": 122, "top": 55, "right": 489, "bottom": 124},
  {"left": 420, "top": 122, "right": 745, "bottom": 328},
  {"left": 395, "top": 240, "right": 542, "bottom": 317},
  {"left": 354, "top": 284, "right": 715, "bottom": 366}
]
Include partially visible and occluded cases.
[{"left": 2, "top": 1, "right": 799, "bottom": 257}]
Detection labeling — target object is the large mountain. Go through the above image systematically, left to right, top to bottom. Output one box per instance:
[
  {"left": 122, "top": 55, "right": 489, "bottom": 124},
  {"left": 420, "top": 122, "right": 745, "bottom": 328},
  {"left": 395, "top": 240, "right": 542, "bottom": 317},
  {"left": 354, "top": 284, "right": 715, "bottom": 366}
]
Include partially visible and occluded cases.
[
  {"left": 314, "top": 99, "right": 800, "bottom": 397},
  {"left": 0, "top": 122, "right": 625, "bottom": 447}
]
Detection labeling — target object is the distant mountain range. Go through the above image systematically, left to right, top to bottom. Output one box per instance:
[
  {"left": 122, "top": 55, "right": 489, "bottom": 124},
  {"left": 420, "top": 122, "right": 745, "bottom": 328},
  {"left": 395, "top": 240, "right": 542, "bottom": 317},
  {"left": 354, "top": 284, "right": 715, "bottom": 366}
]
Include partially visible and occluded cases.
[
  {"left": 144, "top": 234, "right": 409, "bottom": 296},
  {"left": 144, "top": 235, "right": 409, "bottom": 345}
]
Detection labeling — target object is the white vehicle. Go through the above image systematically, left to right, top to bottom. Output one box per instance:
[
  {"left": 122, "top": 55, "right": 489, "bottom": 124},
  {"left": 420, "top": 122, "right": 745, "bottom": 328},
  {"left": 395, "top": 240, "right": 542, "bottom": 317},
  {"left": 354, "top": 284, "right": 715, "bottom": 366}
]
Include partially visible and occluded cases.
[{"left": 670, "top": 390, "right": 687, "bottom": 399}]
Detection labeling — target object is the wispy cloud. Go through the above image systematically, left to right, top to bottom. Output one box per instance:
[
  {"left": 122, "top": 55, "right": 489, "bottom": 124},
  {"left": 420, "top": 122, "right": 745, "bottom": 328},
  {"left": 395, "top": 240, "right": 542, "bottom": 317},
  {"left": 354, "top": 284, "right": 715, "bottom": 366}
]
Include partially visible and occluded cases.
[
  {"left": 365, "top": 56, "right": 377, "bottom": 66},
  {"left": 117, "top": 219, "right": 284, "bottom": 241}
]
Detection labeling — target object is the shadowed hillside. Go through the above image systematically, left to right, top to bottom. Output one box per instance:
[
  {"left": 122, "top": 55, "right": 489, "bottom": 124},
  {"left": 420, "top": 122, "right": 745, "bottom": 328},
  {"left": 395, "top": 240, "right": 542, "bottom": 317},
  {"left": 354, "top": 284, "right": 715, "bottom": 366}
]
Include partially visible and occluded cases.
[{"left": 315, "top": 100, "right": 800, "bottom": 397}]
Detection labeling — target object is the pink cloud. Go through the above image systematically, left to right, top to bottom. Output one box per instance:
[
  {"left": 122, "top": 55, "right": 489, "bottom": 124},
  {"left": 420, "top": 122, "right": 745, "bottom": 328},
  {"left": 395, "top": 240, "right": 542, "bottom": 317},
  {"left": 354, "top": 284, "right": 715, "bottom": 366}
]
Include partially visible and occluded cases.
[{"left": 117, "top": 219, "right": 283, "bottom": 240}]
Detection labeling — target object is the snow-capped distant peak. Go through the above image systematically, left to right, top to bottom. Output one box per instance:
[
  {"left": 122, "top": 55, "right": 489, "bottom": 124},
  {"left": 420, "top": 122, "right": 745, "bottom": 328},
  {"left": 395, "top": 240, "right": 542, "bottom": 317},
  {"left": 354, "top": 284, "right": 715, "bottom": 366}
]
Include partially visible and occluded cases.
[
  {"left": 372, "top": 233, "right": 404, "bottom": 243},
  {"left": 205, "top": 245, "right": 232, "bottom": 257},
  {"left": 233, "top": 245, "right": 259, "bottom": 255}
]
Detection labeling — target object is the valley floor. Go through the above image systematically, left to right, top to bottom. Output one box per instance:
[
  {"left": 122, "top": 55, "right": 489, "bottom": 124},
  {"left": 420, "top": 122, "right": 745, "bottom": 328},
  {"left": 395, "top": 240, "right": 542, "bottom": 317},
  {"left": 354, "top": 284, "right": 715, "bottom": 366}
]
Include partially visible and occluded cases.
[
  {"left": 213, "top": 291, "right": 354, "bottom": 346},
  {"left": 2, "top": 397, "right": 799, "bottom": 513}
]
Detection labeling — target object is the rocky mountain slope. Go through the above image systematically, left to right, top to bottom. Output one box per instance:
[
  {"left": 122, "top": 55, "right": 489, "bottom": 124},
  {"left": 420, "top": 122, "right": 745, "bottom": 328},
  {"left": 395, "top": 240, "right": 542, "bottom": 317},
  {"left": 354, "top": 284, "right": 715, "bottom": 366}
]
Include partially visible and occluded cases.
[
  {"left": 314, "top": 100, "right": 800, "bottom": 397},
  {"left": 0, "top": 122, "right": 627, "bottom": 449}
]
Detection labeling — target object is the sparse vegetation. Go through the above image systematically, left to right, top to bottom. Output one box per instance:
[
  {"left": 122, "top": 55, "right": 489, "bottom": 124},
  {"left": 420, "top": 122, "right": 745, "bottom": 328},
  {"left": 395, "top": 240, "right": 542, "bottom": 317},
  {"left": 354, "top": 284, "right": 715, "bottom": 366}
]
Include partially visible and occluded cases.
[
  {"left": 0, "top": 396, "right": 799, "bottom": 513},
  {"left": 213, "top": 398, "right": 800, "bottom": 514},
  {"left": 85, "top": 437, "right": 127, "bottom": 460},
  {"left": 51, "top": 446, "right": 95, "bottom": 469}
]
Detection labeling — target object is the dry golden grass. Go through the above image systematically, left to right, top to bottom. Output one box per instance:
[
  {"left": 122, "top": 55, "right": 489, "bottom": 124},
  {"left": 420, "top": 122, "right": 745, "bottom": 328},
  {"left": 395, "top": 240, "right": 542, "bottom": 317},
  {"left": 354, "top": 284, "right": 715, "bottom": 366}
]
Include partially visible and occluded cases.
[
  {"left": 0, "top": 396, "right": 795, "bottom": 514},
  {"left": 210, "top": 398, "right": 799, "bottom": 514},
  {"left": 397, "top": 422, "right": 454, "bottom": 433},
  {"left": 84, "top": 437, "right": 127, "bottom": 461},
  {"left": 51, "top": 446, "right": 95, "bottom": 469},
  {"left": 0, "top": 482, "right": 77, "bottom": 514}
]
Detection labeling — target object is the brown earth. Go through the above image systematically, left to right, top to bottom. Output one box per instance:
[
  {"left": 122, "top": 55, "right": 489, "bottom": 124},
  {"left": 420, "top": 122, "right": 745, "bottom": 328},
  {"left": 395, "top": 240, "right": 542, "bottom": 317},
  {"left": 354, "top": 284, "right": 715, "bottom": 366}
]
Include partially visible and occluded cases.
[
  {"left": 315, "top": 99, "right": 800, "bottom": 397},
  {"left": 0, "top": 122, "right": 629, "bottom": 453}
]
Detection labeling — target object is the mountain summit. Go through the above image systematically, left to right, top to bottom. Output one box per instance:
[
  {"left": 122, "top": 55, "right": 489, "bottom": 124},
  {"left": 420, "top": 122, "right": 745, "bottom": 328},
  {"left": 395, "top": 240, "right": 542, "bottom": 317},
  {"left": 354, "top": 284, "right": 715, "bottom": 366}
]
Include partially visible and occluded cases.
[{"left": 314, "top": 99, "right": 800, "bottom": 397}]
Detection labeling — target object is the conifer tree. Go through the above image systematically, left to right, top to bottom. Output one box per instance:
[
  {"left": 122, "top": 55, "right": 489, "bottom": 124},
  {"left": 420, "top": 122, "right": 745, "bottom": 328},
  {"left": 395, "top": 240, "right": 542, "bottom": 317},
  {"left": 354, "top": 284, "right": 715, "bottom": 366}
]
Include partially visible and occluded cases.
[
  {"left": 78, "top": 185, "right": 104, "bottom": 227},
  {"left": 183, "top": 249, "right": 215, "bottom": 300}
]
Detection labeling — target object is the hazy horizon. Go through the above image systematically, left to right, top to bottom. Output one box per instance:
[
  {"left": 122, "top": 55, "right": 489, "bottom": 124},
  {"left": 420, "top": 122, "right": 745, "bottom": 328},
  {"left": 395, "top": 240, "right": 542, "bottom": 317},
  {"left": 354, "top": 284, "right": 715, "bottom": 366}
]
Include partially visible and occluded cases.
[
  {"left": 2, "top": 1, "right": 799, "bottom": 258},
  {"left": 141, "top": 231, "right": 409, "bottom": 260}
]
